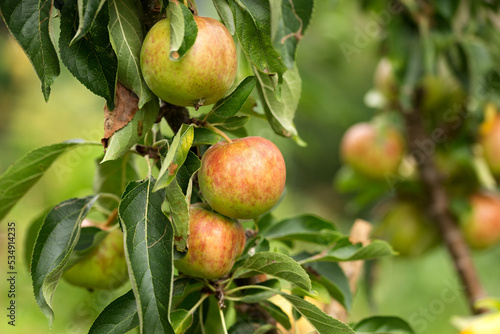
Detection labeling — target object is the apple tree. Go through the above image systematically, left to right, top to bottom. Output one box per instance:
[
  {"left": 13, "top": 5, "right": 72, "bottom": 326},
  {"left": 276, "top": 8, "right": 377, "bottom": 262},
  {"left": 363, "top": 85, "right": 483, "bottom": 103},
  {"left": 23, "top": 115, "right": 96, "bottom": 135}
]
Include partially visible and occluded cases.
[
  {"left": 5, "top": 0, "right": 492, "bottom": 334},
  {"left": 335, "top": 1, "right": 500, "bottom": 333}
]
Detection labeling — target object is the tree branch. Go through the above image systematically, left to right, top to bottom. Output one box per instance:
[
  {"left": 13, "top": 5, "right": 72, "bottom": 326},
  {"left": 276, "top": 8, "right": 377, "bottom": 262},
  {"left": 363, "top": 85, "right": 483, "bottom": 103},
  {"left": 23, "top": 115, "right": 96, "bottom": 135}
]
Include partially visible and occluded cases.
[
  {"left": 141, "top": 0, "right": 166, "bottom": 32},
  {"left": 402, "top": 93, "right": 486, "bottom": 314},
  {"left": 158, "top": 101, "right": 191, "bottom": 133}
]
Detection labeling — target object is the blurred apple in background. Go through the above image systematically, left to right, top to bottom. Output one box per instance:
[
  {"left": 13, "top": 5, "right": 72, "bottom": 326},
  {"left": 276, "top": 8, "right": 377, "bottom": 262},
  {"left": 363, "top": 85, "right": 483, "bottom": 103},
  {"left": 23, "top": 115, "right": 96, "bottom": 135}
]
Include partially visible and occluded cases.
[
  {"left": 340, "top": 122, "right": 405, "bottom": 179},
  {"left": 461, "top": 192, "right": 500, "bottom": 250},
  {"left": 374, "top": 201, "right": 440, "bottom": 257}
]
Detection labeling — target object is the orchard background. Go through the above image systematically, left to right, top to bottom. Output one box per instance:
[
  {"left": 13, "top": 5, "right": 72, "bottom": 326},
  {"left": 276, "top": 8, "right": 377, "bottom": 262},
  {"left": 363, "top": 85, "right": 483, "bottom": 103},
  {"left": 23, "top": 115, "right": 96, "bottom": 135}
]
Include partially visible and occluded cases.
[{"left": 1, "top": 1, "right": 500, "bottom": 334}]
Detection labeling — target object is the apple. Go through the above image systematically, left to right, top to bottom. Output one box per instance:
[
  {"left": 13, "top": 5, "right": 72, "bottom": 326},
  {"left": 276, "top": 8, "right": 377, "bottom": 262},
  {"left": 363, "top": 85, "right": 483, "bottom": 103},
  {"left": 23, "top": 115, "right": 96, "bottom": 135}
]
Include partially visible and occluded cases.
[
  {"left": 140, "top": 16, "right": 237, "bottom": 108},
  {"left": 420, "top": 75, "right": 466, "bottom": 114},
  {"left": 480, "top": 112, "right": 500, "bottom": 176},
  {"left": 340, "top": 122, "right": 405, "bottom": 179},
  {"left": 198, "top": 136, "right": 286, "bottom": 219},
  {"left": 434, "top": 149, "right": 479, "bottom": 195},
  {"left": 461, "top": 192, "right": 500, "bottom": 249},
  {"left": 374, "top": 201, "right": 440, "bottom": 257},
  {"left": 174, "top": 206, "right": 245, "bottom": 279},
  {"left": 63, "top": 228, "right": 128, "bottom": 290}
]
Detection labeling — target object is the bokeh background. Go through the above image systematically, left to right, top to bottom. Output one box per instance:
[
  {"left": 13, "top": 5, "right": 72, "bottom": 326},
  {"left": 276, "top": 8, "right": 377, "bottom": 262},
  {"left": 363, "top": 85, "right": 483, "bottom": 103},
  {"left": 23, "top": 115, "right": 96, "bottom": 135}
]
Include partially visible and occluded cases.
[{"left": 1, "top": 1, "right": 500, "bottom": 333}]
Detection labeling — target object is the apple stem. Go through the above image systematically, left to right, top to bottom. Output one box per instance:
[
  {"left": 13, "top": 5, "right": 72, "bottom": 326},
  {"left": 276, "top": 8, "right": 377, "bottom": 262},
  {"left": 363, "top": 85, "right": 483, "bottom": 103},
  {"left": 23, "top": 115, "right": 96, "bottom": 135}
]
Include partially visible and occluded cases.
[
  {"left": 201, "top": 110, "right": 213, "bottom": 122},
  {"left": 204, "top": 122, "right": 233, "bottom": 144},
  {"left": 105, "top": 209, "right": 119, "bottom": 227},
  {"left": 188, "top": 294, "right": 209, "bottom": 317},
  {"left": 199, "top": 303, "right": 206, "bottom": 334},
  {"left": 219, "top": 307, "right": 229, "bottom": 334}
]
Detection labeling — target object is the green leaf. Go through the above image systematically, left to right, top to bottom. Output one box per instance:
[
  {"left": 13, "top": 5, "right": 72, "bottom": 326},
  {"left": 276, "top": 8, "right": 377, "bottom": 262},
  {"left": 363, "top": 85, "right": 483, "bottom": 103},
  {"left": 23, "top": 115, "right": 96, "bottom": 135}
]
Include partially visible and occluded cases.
[
  {"left": 0, "top": 0, "right": 60, "bottom": 101},
  {"left": 60, "top": 0, "right": 118, "bottom": 109},
  {"left": 71, "top": 0, "right": 107, "bottom": 44},
  {"left": 108, "top": 0, "right": 155, "bottom": 107},
  {"left": 213, "top": 0, "right": 235, "bottom": 34},
  {"left": 229, "top": 0, "right": 287, "bottom": 76},
  {"left": 275, "top": 0, "right": 315, "bottom": 68},
  {"left": 167, "top": 1, "right": 198, "bottom": 61},
  {"left": 254, "top": 64, "right": 303, "bottom": 143},
  {"left": 211, "top": 76, "right": 256, "bottom": 118},
  {"left": 103, "top": 99, "right": 159, "bottom": 162},
  {"left": 218, "top": 116, "right": 250, "bottom": 130},
  {"left": 154, "top": 124, "right": 194, "bottom": 191},
  {"left": 192, "top": 127, "right": 221, "bottom": 146},
  {"left": 0, "top": 140, "right": 99, "bottom": 221},
  {"left": 165, "top": 150, "right": 200, "bottom": 252},
  {"left": 175, "top": 151, "right": 202, "bottom": 193},
  {"left": 93, "top": 153, "right": 139, "bottom": 212},
  {"left": 118, "top": 178, "right": 175, "bottom": 334},
  {"left": 165, "top": 178, "right": 192, "bottom": 253},
  {"left": 31, "top": 196, "right": 98, "bottom": 326},
  {"left": 24, "top": 210, "right": 49, "bottom": 270},
  {"left": 262, "top": 214, "right": 342, "bottom": 245},
  {"left": 64, "top": 226, "right": 109, "bottom": 269},
  {"left": 322, "top": 238, "right": 397, "bottom": 262},
  {"left": 241, "top": 251, "right": 311, "bottom": 291},
  {"left": 305, "top": 261, "right": 352, "bottom": 310},
  {"left": 173, "top": 277, "right": 192, "bottom": 297},
  {"left": 237, "top": 279, "right": 281, "bottom": 303},
  {"left": 89, "top": 290, "right": 140, "bottom": 334},
  {"left": 279, "top": 292, "right": 354, "bottom": 334},
  {"left": 260, "top": 301, "right": 292, "bottom": 330},
  {"left": 171, "top": 309, "right": 194, "bottom": 334},
  {"left": 353, "top": 316, "right": 415, "bottom": 333},
  {"left": 227, "top": 321, "right": 261, "bottom": 334},
  {"left": 254, "top": 324, "right": 277, "bottom": 334}
]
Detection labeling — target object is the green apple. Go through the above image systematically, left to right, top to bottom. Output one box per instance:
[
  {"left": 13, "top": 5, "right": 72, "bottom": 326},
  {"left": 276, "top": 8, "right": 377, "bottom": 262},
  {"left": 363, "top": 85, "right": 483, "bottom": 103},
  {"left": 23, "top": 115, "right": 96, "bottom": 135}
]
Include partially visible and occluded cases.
[
  {"left": 140, "top": 16, "right": 237, "bottom": 108},
  {"left": 420, "top": 75, "right": 466, "bottom": 114},
  {"left": 340, "top": 122, "right": 405, "bottom": 179},
  {"left": 198, "top": 136, "right": 286, "bottom": 219},
  {"left": 434, "top": 148, "right": 479, "bottom": 195},
  {"left": 461, "top": 192, "right": 500, "bottom": 249},
  {"left": 374, "top": 201, "right": 440, "bottom": 257},
  {"left": 174, "top": 206, "right": 246, "bottom": 280},
  {"left": 63, "top": 228, "right": 128, "bottom": 290}
]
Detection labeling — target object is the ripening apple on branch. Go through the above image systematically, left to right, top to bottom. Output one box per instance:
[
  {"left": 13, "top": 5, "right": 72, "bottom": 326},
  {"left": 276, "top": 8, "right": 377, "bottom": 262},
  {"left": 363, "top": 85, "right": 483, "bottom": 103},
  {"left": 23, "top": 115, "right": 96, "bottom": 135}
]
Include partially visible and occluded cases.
[
  {"left": 140, "top": 16, "right": 237, "bottom": 108},
  {"left": 199, "top": 136, "right": 287, "bottom": 220},
  {"left": 174, "top": 205, "right": 246, "bottom": 280},
  {"left": 63, "top": 227, "right": 129, "bottom": 290}
]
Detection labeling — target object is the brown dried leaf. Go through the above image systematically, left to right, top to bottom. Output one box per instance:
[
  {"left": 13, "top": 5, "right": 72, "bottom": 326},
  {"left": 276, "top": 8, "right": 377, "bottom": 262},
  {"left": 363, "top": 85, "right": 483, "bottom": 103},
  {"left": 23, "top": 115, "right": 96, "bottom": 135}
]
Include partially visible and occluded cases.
[{"left": 101, "top": 83, "right": 140, "bottom": 148}]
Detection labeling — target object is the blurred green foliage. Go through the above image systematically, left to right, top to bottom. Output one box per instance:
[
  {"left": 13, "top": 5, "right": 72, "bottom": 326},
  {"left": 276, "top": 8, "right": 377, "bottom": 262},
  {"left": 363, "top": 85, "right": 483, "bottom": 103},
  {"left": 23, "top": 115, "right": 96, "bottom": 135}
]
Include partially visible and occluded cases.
[{"left": 1, "top": 1, "right": 500, "bottom": 334}]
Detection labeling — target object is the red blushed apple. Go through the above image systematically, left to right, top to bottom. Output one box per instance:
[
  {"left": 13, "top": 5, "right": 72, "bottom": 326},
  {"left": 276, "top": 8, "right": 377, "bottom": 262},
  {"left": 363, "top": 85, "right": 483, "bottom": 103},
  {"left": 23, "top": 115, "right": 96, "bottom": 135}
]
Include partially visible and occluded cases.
[
  {"left": 140, "top": 16, "right": 237, "bottom": 108},
  {"left": 480, "top": 113, "right": 500, "bottom": 176},
  {"left": 340, "top": 122, "right": 405, "bottom": 179},
  {"left": 198, "top": 136, "right": 286, "bottom": 219},
  {"left": 461, "top": 193, "right": 500, "bottom": 249},
  {"left": 174, "top": 206, "right": 245, "bottom": 280},
  {"left": 63, "top": 228, "right": 128, "bottom": 290}
]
